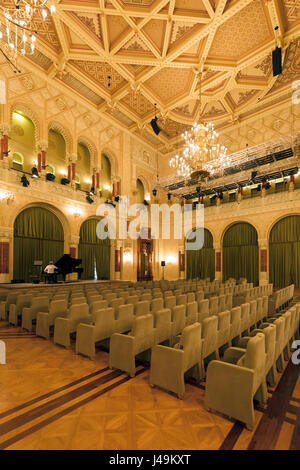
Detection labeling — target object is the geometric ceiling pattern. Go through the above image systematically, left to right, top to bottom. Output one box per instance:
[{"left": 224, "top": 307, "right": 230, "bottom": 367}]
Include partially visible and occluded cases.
[{"left": 1, "top": 0, "right": 300, "bottom": 153}]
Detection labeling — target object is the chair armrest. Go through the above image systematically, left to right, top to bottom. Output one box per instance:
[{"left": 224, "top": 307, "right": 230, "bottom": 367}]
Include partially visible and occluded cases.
[
  {"left": 109, "top": 333, "right": 136, "bottom": 376},
  {"left": 236, "top": 337, "right": 251, "bottom": 349},
  {"left": 150, "top": 345, "right": 185, "bottom": 395},
  {"left": 223, "top": 347, "right": 246, "bottom": 364}
]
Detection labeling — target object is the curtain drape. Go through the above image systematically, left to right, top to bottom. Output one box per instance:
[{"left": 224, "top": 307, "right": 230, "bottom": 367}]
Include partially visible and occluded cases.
[
  {"left": 13, "top": 207, "right": 64, "bottom": 282},
  {"left": 269, "top": 215, "right": 300, "bottom": 288},
  {"left": 78, "top": 218, "right": 110, "bottom": 280},
  {"left": 223, "top": 222, "right": 259, "bottom": 285},
  {"left": 186, "top": 229, "right": 215, "bottom": 280}
]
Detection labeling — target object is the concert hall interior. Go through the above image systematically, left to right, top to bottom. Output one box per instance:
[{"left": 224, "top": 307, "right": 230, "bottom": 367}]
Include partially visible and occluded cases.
[{"left": 0, "top": 0, "right": 300, "bottom": 452}]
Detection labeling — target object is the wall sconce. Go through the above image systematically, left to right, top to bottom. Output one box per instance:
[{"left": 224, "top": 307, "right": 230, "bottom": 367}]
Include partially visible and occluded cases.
[
  {"left": 0, "top": 190, "right": 14, "bottom": 204},
  {"left": 68, "top": 207, "right": 82, "bottom": 219},
  {"left": 123, "top": 251, "right": 132, "bottom": 263}
]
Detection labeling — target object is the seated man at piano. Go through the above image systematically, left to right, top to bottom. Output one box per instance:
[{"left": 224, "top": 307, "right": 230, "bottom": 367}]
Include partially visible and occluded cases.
[
  {"left": 54, "top": 254, "right": 84, "bottom": 282},
  {"left": 44, "top": 261, "right": 58, "bottom": 284}
]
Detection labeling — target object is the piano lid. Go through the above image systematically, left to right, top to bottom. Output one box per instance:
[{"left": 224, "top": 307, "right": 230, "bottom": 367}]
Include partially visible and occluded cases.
[{"left": 54, "top": 254, "right": 82, "bottom": 269}]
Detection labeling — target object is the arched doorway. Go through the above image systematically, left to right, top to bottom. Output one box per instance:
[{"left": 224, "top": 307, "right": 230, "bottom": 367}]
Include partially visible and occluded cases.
[
  {"left": 13, "top": 207, "right": 64, "bottom": 282},
  {"left": 269, "top": 215, "right": 300, "bottom": 288},
  {"left": 78, "top": 219, "right": 111, "bottom": 280},
  {"left": 223, "top": 222, "right": 259, "bottom": 285},
  {"left": 186, "top": 228, "right": 215, "bottom": 280}
]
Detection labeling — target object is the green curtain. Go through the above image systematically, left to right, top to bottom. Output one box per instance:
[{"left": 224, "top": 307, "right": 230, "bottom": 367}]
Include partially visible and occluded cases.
[
  {"left": 13, "top": 207, "right": 64, "bottom": 282},
  {"left": 269, "top": 215, "right": 300, "bottom": 288},
  {"left": 78, "top": 219, "right": 111, "bottom": 280},
  {"left": 223, "top": 222, "right": 259, "bottom": 285},
  {"left": 186, "top": 229, "right": 215, "bottom": 280}
]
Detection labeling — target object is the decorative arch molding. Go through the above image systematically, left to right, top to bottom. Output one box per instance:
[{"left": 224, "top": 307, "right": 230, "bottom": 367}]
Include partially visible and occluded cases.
[
  {"left": 10, "top": 102, "right": 41, "bottom": 142},
  {"left": 48, "top": 121, "right": 73, "bottom": 156},
  {"left": 78, "top": 136, "right": 97, "bottom": 170},
  {"left": 100, "top": 147, "right": 118, "bottom": 177},
  {"left": 136, "top": 175, "right": 150, "bottom": 195},
  {"left": 11, "top": 202, "right": 71, "bottom": 244},
  {"left": 267, "top": 213, "right": 300, "bottom": 241},
  {"left": 221, "top": 219, "right": 260, "bottom": 244}
]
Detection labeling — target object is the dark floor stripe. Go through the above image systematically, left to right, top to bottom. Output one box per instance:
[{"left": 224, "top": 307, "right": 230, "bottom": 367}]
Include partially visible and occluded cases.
[
  {"left": 247, "top": 359, "right": 299, "bottom": 450},
  {"left": 0, "top": 367, "right": 110, "bottom": 420},
  {"left": 0, "top": 367, "right": 146, "bottom": 450},
  {"left": 0, "top": 369, "right": 120, "bottom": 437},
  {"left": 290, "top": 386, "right": 300, "bottom": 450},
  {"left": 219, "top": 421, "right": 245, "bottom": 450}
]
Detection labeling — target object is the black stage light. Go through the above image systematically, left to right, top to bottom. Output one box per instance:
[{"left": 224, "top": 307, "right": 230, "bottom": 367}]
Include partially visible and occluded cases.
[
  {"left": 272, "top": 46, "right": 282, "bottom": 77},
  {"left": 150, "top": 116, "right": 161, "bottom": 136},
  {"left": 31, "top": 167, "right": 39, "bottom": 178},
  {"left": 251, "top": 171, "right": 258, "bottom": 180},
  {"left": 46, "top": 173, "right": 55, "bottom": 181},
  {"left": 21, "top": 174, "right": 30, "bottom": 187},
  {"left": 61, "top": 177, "right": 70, "bottom": 185},
  {"left": 265, "top": 182, "right": 271, "bottom": 190},
  {"left": 257, "top": 184, "right": 261, "bottom": 191},
  {"left": 90, "top": 186, "right": 95, "bottom": 195},
  {"left": 196, "top": 186, "right": 201, "bottom": 193},
  {"left": 152, "top": 189, "right": 157, "bottom": 197},
  {"left": 218, "top": 192, "right": 223, "bottom": 200},
  {"left": 167, "top": 193, "right": 171, "bottom": 201},
  {"left": 86, "top": 194, "right": 94, "bottom": 204},
  {"left": 115, "top": 196, "right": 120, "bottom": 203},
  {"left": 105, "top": 199, "right": 116, "bottom": 208},
  {"left": 144, "top": 199, "right": 149, "bottom": 206},
  {"left": 161, "top": 261, "right": 165, "bottom": 267}
]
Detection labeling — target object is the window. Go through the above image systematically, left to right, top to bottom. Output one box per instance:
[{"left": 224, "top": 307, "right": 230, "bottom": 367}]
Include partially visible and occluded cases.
[
  {"left": 12, "top": 152, "right": 24, "bottom": 171},
  {"left": 75, "top": 174, "right": 80, "bottom": 190}
]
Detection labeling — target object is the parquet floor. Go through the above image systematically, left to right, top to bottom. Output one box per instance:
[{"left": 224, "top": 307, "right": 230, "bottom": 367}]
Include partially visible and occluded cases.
[{"left": 0, "top": 321, "right": 299, "bottom": 450}]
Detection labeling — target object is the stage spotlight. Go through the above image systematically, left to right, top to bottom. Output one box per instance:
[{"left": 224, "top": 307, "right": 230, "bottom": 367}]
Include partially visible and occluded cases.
[
  {"left": 272, "top": 43, "right": 282, "bottom": 77},
  {"left": 150, "top": 116, "right": 161, "bottom": 136},
  {"left": 31, "top": 167, "right": 39, "bottom": 178},
  {"left": 251, "top": 171, "right": 258, "bottom": 181},
  {"left": 46, "top": 173, "right": 55, "bottom": 181},
  {"left": 21, "top": 174, "right": 30, "bottom": 187},
  {"left": 61, "top": 177, "right": 70, "bottom": 185},
  {"left": 265, "top": 182, "right": 271, "bottom": 190},
  {"left": 257, "top": 184, "right": 261, "bottom": 191},
  {"left": 90, "top": 186, "right": 95, "bottom": 195},
  {"left": 196, "top": 186, "right": 201, "bottom": 193},
  {"left": 152, "top": 189, "right": 157, "bottom": 197},
  {"left": 218, "top": 192, "right": 223, "bottom": 200},
  {"left": 167, "top": 193, "right": 171, "bottom": 201},
  {"left": 86, "top": 194, "right": 94, "bottom": 204},
  {"left": 115, "top": 196, "right": 121, "bottom": 203},
  {"left": 105, "top": 199, "right": 116, "bottom": 208},
  {"left": 144, "top": 199, "right": 149, "bottom": 206}
]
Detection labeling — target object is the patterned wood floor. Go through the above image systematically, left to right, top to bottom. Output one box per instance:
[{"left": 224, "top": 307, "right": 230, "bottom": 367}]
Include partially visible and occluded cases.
[{"left": 0, "top": 321, "right": 299, "bottom": 450}]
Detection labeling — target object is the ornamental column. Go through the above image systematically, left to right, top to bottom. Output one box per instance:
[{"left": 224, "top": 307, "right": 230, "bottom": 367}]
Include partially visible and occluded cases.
[
  {"left": 0, "top": 124, "right": 10, "bottom": 169},
  {"left": 36, "top": 140, "right": 48, "bottom": 178},
  {"left": 68, "top": 153, "right": 77, "bottom": 189},
  {"left": 0, "top": 227, "right": 13, "bottom": 283},
  {"left": 258, "top": 238, "right": 268, "bottom": 286},
  {"left": 114, "top": 240, "right": 122, "bottom": 281},
  {"left": 214, "top": 242, "right": 222, "bottom": 281},
  {"left": 179, "top": 244, "right": 185, "bottom": 280}
]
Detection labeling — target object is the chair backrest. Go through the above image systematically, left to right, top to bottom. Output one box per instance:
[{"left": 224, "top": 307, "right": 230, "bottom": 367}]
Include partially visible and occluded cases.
[
  {"left": 187, "top": 292, "right": 195, "bottom": 303},
  {"left": 15, "top": 294, "right": 32, "bottom": 313},
  {"left": 176, "top": 294, "right": 187, "bottom": 306},
  {"left": 126, "top": 295, "right": 139, "bottom": 305},
  {"left": 29, "top": 296, "right": 50, "bottom": 313},
  {"left": 164, "top": 296, "right": 176, "bottom": 309},
  {"left": 209, "top": 296, "right": 218, "bottom": 315},
  {"left": 110, "top": 298, "right": 124, "bottom": 311},
  {"left": 151, "top": 298, "right": 164, "bottom": 313},
  {"left": 49, "top": 299, "right": 68, "bottom": 315},
  {"left": 198, "top": 299, "right": 209, "bottom": 322},
  {"left": 90, "top": 300, "right": 108, "bottom": 318},
  {"left": 135, "top": 300, "right": 150, "bottom": 317},
  {"left": 186, "top": 301, "right": 198, "bottom": 325},
  {"left": 68, "top": 303, "right": 89, "bottom": 324},
  {"left": 115, "top": 303, "right": 134, "bottom": 320},
  {"left": 153, "top": 308, "right": 171, "bottom": 341},
  {"left": 131, "top": 314, "right": 154, "bottom": 336},
  {"left": 202, "top": 315, "right": 218, "bottom": 358},
  {"left": 177, "top": 322, "right": 202, "bottom": 372},
  {"left": 242, "top": 333, "right": 266, "bottom": 391}
]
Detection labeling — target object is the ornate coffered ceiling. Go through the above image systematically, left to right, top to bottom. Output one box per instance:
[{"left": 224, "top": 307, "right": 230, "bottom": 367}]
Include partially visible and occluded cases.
[{"left": 1, "top": 0, "right": 300, "bottom": 153}]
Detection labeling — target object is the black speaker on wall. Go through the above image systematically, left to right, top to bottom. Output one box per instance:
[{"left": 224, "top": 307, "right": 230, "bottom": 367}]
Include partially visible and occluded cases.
[
  {"left": 272, "top": 47, "right": 282, "bottom": 76},
  {"left": 150, "top": 116, "right": 161, "bottom": 135},
  {"left": 161, "top": 261, "right": 165, "bottom": 267}
]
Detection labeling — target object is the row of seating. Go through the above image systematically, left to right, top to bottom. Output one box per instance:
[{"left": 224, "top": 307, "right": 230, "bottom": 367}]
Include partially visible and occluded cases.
[
  {"left": 268, "top": 285, "right": 294, "bottom": 314},
  {"left": 109, "top": 296, "right": 269, "bottom": 378},
  {"left": 204, "top": 301, "right": 300, "bottom": 429}
]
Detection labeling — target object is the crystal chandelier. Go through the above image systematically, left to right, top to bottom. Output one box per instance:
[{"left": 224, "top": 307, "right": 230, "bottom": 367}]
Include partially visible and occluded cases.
[
  {"left": 0, "top": 0, "right": 55, "bottom": 72},
  {"left": 169, "top": 73, "right": 231, "bottom": 181}
]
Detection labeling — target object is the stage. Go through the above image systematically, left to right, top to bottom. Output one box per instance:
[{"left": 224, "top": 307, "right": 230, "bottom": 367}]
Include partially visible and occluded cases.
[{"left": 0, "top": 280, "right": 129, "bottom": 291}]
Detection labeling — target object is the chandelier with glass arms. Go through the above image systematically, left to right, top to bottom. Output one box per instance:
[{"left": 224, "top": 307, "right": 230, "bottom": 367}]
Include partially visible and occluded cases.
[
  {"left": 0, "top": 0, "right": 56, "bottom": 73},
  {"left": 169, "top": 73, "right": 231, "bottom": 181}
]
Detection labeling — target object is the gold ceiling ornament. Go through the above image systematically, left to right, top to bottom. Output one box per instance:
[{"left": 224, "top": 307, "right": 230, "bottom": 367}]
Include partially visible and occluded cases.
[
  {"left": 0, "top": 0, "right": 56, "bottom": 73},
  {"left": 169, "top": 72, "right": 231, "bottom": 181}
]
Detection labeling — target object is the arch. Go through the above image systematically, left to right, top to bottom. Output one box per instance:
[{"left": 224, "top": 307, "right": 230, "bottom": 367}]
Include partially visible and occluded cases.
[
  {"left": 10, "top": 103, "right": 40, "bottom": 142},
  {"left": 48, "top": 121, "right": 73, "bottom": 155},
  {"left": 78, "top": 135, "right": 97, "bottom": 170},
  {"left": 100, "top": 148, "right": 118, "bottom": 177},
  {"left": 136, "top": 178, "right": 145, "bottom": 204},
  {"left": 13, "top": 206, "right": 65, "bottom": 282},
  {"left": 269, "top": 215, "right": 300, "bottom": 288},
  {"left": 78, "top": 218, "right": 111, "bottom": 280},
  {"left": 221, "top": 219, "right": 261, "bottom": 245},
  {"left": 223, "top": 222, "right": 259, "bottom": 285},
  {"left": 186, "top": 228, "right": 215, "bottom": 280}
]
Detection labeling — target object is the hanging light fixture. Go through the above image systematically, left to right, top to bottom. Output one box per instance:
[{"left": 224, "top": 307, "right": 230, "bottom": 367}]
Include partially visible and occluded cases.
[
  {"left": 0, "top": 0, "right": 55, "bottom": 72},
  {"left": 169, "top": 72, "right": 231, "bottom": 181}
]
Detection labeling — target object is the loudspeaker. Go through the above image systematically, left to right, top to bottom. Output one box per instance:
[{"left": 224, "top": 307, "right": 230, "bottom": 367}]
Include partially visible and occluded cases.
[
  {"left": 272, "top": 47, "right": 282, "bottom": 76},
  {"left": 150, "top": 117, "right": 161, "bottom": 135},
  {"left": 251, "top": 171, "right": 258, "bottom": 180},
  {"left": 161, "top": 261, "right": 165, "bottom": 267}
]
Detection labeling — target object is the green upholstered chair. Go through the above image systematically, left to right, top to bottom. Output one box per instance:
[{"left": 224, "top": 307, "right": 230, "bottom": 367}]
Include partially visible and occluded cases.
[
  {"left": 0, "top": 293, "right": 18, "bottom": 320},
  {"left": 9, "top": 294, "right": 32, "bottom": 326},
  {"left": 22, "top": 297, "right": 50, "bottom": 331},
  {"left": 36, "top": 299, "right": 68, "bottom": 339},
  {"left": 54, "top": 302, "right": 90, "bottom": 348},
  {"left": 109, "top": 314, "right": 156, "bottom": 377},
  {"left": 149, "top": 322, "right": 203, "bottom": 398},
  {"left": 205, "top": 333, "right": 267, "bottom": 430}
]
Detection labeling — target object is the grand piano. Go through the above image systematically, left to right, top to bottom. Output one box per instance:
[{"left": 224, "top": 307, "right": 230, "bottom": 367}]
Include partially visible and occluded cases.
[{"left": 54, "top": 254, "right": 84, "bottom": 282}]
